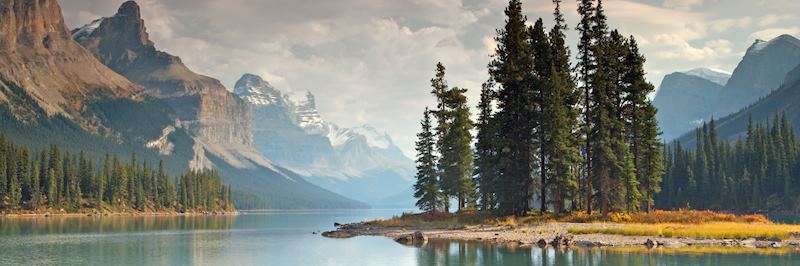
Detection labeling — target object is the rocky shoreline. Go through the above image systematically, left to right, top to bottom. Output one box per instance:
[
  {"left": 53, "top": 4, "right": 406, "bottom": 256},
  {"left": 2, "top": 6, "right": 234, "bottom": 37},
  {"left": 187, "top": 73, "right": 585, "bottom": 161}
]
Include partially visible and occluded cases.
[{"left": 323, "top": 222, "right": 800, "bottom": 249}]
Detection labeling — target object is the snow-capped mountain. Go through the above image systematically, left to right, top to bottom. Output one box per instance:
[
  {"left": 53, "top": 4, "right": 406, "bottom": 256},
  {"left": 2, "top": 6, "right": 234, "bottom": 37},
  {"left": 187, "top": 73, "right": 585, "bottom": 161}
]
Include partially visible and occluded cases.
[
  {"left": 714, "top": 34, "right": 800, "bottom": 117},
  {"left": 683, "top": 68, "right": 731, "bottom": 86},
  {"left": 234, "top": 74, "right": 415, "bottom": 206}
]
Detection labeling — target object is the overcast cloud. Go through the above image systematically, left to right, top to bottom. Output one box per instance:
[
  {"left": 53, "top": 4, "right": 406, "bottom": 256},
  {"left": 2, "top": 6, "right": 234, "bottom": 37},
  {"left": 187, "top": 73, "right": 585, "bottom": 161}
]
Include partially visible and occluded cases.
[{"left": 59, "top": 0, "right": 800, "bottom": 157}]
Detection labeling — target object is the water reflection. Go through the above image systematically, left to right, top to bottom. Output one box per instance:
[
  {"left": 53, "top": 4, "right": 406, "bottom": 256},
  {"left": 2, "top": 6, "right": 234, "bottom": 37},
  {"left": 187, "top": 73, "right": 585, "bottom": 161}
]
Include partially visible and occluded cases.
[
  {"left": 2, "top": 212, "right": 800, "bottom": 266},
  {"left": 0, "top": 215, "right": 236, "bottom": 265},
  {"left": 415, "top": 240, "right": 800, "bottom": 266}
]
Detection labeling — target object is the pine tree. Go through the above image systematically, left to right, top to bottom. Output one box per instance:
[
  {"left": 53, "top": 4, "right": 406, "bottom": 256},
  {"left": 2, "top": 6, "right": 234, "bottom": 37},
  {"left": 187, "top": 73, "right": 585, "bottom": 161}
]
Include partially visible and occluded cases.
[
  {"left": 489, "top": 0, "right": 536, "bottom": 216},
  {"left": 474, "top": 82, "right": 499, "bottom": 210},
  {"left": 440, "top": 86, "right": 475, "bottom": 211},
  {"left": 413, "top": 108, "right": 441, "bottom": 213}
]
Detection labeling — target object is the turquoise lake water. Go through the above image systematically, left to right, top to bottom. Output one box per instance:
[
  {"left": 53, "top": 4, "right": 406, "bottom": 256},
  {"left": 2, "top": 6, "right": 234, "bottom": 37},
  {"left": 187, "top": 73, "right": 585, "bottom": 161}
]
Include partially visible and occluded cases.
[{"left": 1, "top": 210, "right": 799, "bottom": 265}]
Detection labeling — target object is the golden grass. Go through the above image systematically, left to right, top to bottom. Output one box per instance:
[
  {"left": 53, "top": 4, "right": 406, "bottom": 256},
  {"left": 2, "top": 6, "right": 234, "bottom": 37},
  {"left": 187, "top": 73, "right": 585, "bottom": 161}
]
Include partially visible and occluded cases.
[
  {"left": 558, "top": 209, "right": 770, "bottom": 224},
  {"left": 568, "top": 222, "right": 800, "bottom": 239},
  {"left": 602, "top": 246, "right": 799, "bottom": 256}
]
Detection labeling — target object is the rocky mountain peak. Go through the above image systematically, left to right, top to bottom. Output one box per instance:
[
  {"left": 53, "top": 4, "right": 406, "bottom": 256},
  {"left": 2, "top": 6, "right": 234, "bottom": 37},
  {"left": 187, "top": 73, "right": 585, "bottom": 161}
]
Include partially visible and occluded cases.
[
  {"left": 0, "top": 0, "right": 70, "bottom": 51},
  {"left": 0, "top": 0, "right": 139, "bottom": 117},
  {"left": 118, "top": 1, "right": 142, "bottom": 18},
  {"left": 714, "top": 34, "right": 800, "bottom": 117},
  {"left": 747, "top": 34, "right": 800, "bottom": 54},
  {"left": 234, "top": 73, "right": 285, "bottom": 105}
]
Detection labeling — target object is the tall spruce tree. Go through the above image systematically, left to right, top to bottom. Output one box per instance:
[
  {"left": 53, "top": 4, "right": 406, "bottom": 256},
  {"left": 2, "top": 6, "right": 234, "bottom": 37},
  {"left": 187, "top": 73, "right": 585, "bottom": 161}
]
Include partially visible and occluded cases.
[
  {"left": 489, "top": 0, "right": 536, "bottom": 216},
  {"left": 545, "top": 0, "right": 581, "bottom": 214},
  {"left": 575, "top": 0, "right": 597, "bottom": 214},
  {"left": 531, "top": 18, "right": 551, "bottom": 214},
  {"left": 474, "top": 82, "right": 500, "bottom": 210},
  {"left": 441, "top": 86, "right": 475, "bottom": 211},
  {"left": 414, "top": 108, "right": 442, "bottom": 213}
]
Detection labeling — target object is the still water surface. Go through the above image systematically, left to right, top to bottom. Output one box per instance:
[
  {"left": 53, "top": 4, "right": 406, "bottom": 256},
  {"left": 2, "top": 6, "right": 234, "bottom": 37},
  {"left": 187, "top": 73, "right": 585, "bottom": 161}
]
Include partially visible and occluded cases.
[{"left": 1, "top": 209, "right": 799, "bottom": 265}]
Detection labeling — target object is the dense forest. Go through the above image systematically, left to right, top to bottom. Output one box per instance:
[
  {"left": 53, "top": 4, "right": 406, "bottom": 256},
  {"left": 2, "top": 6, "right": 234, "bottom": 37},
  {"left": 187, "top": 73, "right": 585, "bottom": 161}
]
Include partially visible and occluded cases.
[
  {"left": 414, "top": 0, "right": 663, "bottom": 217},
  {"left": 658, "top": 114, "right": 800, "bottom": 212},
  {"left": 0, "top": 134, "right": 234, "bottom": 213}
]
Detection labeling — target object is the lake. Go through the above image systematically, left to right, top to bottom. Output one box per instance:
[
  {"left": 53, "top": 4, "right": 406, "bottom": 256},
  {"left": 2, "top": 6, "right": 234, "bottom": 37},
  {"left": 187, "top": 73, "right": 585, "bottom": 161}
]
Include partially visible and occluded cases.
[{"left": 1, "top": 210, "right": 799, "bottom": 265}]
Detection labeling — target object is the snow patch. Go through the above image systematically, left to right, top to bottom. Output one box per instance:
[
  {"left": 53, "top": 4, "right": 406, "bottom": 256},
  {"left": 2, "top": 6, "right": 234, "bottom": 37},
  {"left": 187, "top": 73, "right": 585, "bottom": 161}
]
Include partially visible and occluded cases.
[
  {"left": 72, "top": 18, "right": 104, "bottom": 42},
  {"left": 683, "top": 67, "right": 731, "bottom": 86}
]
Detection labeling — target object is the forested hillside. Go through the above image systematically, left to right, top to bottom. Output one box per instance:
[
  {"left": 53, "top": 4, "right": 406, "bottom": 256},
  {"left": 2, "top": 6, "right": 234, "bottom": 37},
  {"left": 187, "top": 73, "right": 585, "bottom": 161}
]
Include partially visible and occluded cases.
[
  {"left": 659, "top": 114, "right": 800, "bottom": 212},
  {"left": 0, "top": 134, "right": 234, "bottom": 213}
]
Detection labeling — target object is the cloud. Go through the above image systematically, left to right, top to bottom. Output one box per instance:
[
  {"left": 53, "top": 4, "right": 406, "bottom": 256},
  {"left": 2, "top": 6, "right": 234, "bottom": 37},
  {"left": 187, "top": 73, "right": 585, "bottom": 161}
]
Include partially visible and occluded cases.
[
  {"left": 56, "top": 0, "right": 800, "bottom": 157},
  {"left": 662, "top": 0, "right": 703, "bottom": 11},
  {"left": 757, "top": 14, "right": 794, "bottom": 27},
  {"left": 709, "top": 17, "right": 752, "bottom": 32}
]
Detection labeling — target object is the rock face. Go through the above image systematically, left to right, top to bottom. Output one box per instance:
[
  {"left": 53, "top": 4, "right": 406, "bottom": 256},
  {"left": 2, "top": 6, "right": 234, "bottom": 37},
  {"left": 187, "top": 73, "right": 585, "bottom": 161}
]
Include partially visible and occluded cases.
[
  {"left": 0, "top": 0, "right": 140, "bottom": 120},
  {"left": 73, "top": 1, "right": 252, "bottom": 158},
  {"left": 714, "top": 34, "right": 800, "bottom": 117},
  {"left": 656, "top": 35, "right": 800, "bottom": 141},
  {"left": 679, "top": 63, "right": 800, "bottom": 145},
  {"left": 653, "top": 71, "right": 725, "bottom": 141},
  {"left": 234, "top": 73, "right": 415, "bottom": 205}
]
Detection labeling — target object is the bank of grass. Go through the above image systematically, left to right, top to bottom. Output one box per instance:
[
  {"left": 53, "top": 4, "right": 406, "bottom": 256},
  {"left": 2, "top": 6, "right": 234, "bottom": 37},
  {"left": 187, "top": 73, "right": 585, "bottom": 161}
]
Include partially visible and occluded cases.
[
  {"left": 372, "top": 209, "right": 771, "bottom": 228},
  {"left": 370, "top": 210, "right": 795, "bottom": 239},
  {"left": 568, "top": 222, "right": 800, "bottom": 239}
]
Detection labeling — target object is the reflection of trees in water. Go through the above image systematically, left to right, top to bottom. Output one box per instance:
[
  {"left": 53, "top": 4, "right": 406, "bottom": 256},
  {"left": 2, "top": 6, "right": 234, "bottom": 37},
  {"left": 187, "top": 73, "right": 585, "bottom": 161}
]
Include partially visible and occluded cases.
[
  {"left": 0, "top": 215, "right": 238, "bottom": 265},
  {"left": 0, "top": 215, "right": 237, "bottom": 234},
  {"left": 414, "top": 241, "right": 627, "bottom": 266},
  {"left": 415, "top": 242, "right": 800, "bottom": 265}
]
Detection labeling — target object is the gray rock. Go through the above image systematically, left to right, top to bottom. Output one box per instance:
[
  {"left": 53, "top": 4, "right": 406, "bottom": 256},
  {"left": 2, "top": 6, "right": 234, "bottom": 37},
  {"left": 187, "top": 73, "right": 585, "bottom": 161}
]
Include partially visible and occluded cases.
[
  {"left": 321, "top": 230, "right": 355, "bottom": 239},
  {"left": 394, "top": 231, "right": 428, "bottom": 246},
  {"left": 552, "top": 234, "right": 574, "bottom": 247},
  {"left": 537, "top": 239, "right": 548, "bottom": 248},
  {"left": 645, "top": 239, "right": 657, "bottom": 248}
]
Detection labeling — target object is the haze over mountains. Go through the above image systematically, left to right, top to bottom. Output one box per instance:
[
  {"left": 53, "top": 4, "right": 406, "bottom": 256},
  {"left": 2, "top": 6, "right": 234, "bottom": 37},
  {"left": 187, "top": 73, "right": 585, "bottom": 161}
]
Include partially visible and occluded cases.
[
  {"left": 654, "top": 34, "right": 800, "bottom": 142},
  {"left": 234, "top": 73, "right": 415, "bottom": 205}
]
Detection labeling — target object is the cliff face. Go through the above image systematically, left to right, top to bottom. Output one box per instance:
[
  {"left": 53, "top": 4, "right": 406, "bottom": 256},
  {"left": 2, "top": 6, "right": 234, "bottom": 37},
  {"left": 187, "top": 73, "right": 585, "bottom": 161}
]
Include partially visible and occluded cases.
[
  {"left": 0, "top": 0, "right": 140, "bottom": 118},
  {"left": 73, "top": 1, "right": 252, "bottom": 148},
  {"left": 714, "top": 35, "right": 800, "bottom": 117},
  {"left": 653, "top": 72, "right": 724, "bottom": 141}
]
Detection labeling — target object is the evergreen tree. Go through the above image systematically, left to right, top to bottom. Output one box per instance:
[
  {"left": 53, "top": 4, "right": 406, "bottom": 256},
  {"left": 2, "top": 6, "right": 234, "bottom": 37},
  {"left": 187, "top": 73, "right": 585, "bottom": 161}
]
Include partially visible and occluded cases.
[
  {"left": 489, "top": 0, "right": 536, "bottom": 216},
  {"left": 575, "top": 0, "right": 597, "bottom": 214},
  {"left": 474, "top": 82, "right": 500, "bottom": 210},
  {"left": 413, "top": 108, "right": 441, "bottom": 213}
]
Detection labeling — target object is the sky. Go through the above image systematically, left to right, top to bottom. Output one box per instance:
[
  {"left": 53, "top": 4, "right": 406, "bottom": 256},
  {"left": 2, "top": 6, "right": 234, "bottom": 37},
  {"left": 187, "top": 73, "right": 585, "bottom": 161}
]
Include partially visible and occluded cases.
[{"left": 59, "top": 0, "right": 800, "bottom": 157}]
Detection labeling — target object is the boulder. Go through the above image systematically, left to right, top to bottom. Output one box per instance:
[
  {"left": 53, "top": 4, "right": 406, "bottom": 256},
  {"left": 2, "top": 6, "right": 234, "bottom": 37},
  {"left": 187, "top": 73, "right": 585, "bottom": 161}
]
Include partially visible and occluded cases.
[
  {"left": 321, "top": 230, "right": 355, "bottom": 239},
  {"left": 394, "top": 231, "right": 428, "bottom": 246},
  {"left": 552, "top": 234, "right": 574, "bottom": 247},
  {"left": 537, "top": 239, "right": 548, "bottom": 248},
  {"left": 645, "top": 239, "right": 657, "bottom": 248}
]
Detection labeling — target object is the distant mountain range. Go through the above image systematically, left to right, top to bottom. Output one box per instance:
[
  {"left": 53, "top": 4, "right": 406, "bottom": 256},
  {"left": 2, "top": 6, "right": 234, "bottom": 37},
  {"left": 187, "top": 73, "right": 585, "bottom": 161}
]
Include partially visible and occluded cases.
[
  {"left": 0, "top": 0, "right": 368, "bottom": 209},
  {"left": 654, "top": 34, "right": 800, "bottom": 142},
  {"left": 234, "top": 74, "right": 415, "bottom": 206}
]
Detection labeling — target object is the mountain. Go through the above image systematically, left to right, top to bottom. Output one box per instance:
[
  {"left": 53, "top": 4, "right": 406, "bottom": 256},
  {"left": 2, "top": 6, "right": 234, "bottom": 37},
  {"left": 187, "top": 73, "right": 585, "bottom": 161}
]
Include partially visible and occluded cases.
[
  {"left": 0, "top": 0, "right": 365, "bottom": 209},
  {"left": 0, "top": 0, "right": 140, "bottom": 124},
  {"left": 72, "top": 1, "right": 254, "bottom": 170},
  {"left": 714, "top": 34, "right": 800, "bottom": 117},
  {"left": 655, "top": 35, "right": 800, "bottom": 141},
  {"left": 679, "top": 64, "right": 800, "bottom": 146},
  {"left": 683, "top": 68, "right": 731, "bottom": 86},
  {"left": 653, "top": 70, "right": 726, "bottom": 140},
  {"left": 234, "top": 73, "right": 415, "bottom": 205}
]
